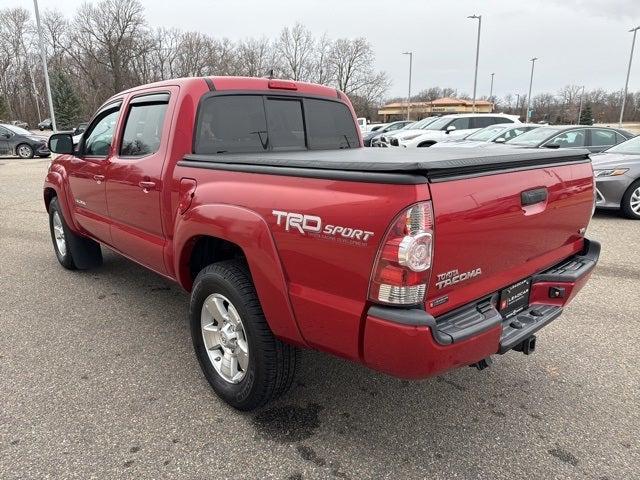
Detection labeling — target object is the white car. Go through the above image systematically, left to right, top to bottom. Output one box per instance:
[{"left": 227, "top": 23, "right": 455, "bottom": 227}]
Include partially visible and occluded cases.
[
  {"left": 396, "top": 113, "right": 521, "bottom": 148},
  {"left": 379, "top": 117, "right": 440, "bottom": 146},
  {"left": 430, "top": 123, "right": 539, "bottom": 149}
]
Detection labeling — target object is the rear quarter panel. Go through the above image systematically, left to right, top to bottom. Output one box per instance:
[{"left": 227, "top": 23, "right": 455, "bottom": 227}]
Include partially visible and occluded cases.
[{"left": 173, "top": 166, "right": 429, "bottom": 360}]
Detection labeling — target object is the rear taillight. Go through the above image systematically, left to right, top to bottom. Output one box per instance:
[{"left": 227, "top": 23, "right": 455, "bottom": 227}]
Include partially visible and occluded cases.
[{"left": 368, "top": 201, "right": 434, "bottom": 305}]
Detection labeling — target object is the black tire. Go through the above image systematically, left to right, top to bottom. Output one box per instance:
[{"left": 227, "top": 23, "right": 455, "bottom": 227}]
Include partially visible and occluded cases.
[
  {"left": 417, "top": 141, "right": 436, "bottom": 148},
  {"left": 16, "top": 143, "right": 34, "bottom": 159},
  {"left": 621, "top": 179, "right": 640, "bottom": 220},
  {"left": 48, "top": 197, "right": 103, "bottom": 269},
  {"left": 190, "top": 260, "right": 297, "bottom": 411}
]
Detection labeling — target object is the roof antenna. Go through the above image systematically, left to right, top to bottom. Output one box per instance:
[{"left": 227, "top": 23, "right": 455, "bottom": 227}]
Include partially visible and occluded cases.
[{"left": 268, "top": 68, "right": 275, "bottom": 79}]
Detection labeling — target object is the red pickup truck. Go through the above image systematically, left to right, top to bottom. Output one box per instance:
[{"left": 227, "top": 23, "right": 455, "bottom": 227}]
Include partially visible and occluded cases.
[{"left": 45, "top": 76, "right": 599, "bottom": 410}]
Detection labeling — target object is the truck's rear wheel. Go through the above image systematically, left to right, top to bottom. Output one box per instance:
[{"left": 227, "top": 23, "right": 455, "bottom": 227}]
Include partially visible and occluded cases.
[
  {"left": 48, "top": 197, "right": 102, "bottom": 269},
  {"left": 190, "top": 260, "right": 297, "bottom": 411}
]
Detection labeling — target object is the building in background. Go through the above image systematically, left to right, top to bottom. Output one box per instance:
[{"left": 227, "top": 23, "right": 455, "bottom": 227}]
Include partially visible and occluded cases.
[{"left": 378, "top": 97, "right": 494, "bottom": 122}]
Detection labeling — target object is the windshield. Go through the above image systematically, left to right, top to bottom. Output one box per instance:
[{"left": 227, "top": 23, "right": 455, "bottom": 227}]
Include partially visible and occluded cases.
[
  {"left": 407, "top": 117, "right": 434, "bottom": 130},
  {"left": 423, "top": 117, "right": 453, "bottom": 131},
  {"left": 5, "top": 124, "right": 32, "bottom": 136},
  {"left": 466, "top": 125, "right": 508, "bottom": 141},
  {"left": 506, "top": 127, "right": 562, "bottom": 146},
  {"left": 604, "top": 135, "right": 640, "bottom": 154}
]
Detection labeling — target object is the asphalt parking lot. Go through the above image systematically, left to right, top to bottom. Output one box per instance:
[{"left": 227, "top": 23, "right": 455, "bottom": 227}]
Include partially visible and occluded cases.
[{"left": 1, "top": 157, "right": 638, "bottom": 479}]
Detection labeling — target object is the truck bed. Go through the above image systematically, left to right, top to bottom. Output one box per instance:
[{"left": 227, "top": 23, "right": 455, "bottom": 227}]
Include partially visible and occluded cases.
[{"left": 182, "top": 147, "right": 591, "bottom": 181}]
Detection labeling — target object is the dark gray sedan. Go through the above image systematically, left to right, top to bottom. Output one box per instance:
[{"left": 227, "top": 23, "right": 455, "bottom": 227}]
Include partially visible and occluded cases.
[
  {"left": 0, "top": 123, "right": 50, "bottom": 158},
  {"left": 592, "top": 135, "right": 640, "bottom": 219}
]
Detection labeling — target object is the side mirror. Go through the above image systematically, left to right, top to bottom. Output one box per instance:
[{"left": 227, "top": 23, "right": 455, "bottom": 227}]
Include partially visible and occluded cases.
[
  {"left": 445, "top": 125, "right": 456, "bottom": 134},
  {"left": 48, "top": 133, "right": 74, "bottom": 154},
  {"left": 494, "top": 137, "right": 506, "bottom": 143}
]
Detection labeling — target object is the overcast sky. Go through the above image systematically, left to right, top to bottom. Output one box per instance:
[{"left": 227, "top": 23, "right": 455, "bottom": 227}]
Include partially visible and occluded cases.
[{"left": 5, "top": 0, "right": 640, "bottom": 99}]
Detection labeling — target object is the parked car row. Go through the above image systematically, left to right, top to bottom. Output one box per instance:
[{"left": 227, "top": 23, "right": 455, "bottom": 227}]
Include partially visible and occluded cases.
[
  {"left": 363, "top": 112, "right": 639, "bottom": 220},
  {"left": 367, "top": 113, "right": 634, "bottom": 152},
  {"left": 371, "top": 113, "right": 520, "bottom": 148}
]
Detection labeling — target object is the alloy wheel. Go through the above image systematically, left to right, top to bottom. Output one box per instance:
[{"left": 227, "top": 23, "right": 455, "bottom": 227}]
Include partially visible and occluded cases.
[
  {"left": 17, "top": 145, "right": 32, "bottom": 158},
  {"left": 630, "top": 187, "right": 640, "bottom": 215},
  {"left": 52, "top": 211, "right": 66, "bottom": 257},
  {"left": 200, "top": 293, "right": 249, "bottom": 384}
]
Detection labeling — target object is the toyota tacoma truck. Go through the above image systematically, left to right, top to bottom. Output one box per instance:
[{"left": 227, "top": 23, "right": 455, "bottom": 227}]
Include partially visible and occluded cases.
[{"left": 44, "top": 76, "right": 599, "bottom": 411}]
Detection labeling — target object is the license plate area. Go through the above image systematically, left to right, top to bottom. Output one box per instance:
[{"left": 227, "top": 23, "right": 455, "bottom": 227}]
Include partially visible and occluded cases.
[{"left": 499, "top": 278, "right": 531, "bottom": 319}]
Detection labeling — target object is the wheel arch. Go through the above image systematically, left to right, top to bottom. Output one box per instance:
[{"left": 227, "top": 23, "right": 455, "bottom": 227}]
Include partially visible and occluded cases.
[{"left": 173, "top": 204, "right": 307, "bottom": 346}]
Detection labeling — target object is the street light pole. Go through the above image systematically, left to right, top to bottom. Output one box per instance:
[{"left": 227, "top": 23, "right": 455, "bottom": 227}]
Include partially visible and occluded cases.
[
  {"left": 33, "top": 0, "right": 56, "bottom": 132},
  {"left": 468, "top": 15, "right": 482, "bottom": 113},
  {"left": 619, "top": 26, "right": 640, "bottom": 127},
  {"left": 402, "top": 52, "right": 413, "bottom": 120},
  {"left": 526, "top": 57, "right": 538, "bottom": 122},
  {"left": 489, "top": 72, "right": 495, "bottom": 108},
  {"left": 577, "top": 85, "right": 585, "bottom": 124},
  {"left": 515, "top": 93, "right": 520, "bottom": 118}
]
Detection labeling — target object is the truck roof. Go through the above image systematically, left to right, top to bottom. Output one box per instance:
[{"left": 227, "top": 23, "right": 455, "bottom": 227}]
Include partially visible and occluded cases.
[
  {"left": 114, "top": 76, "right": 341, "bottom": 100},
  {"left": 184, "top": 146, "right": 590, "bottom": 182}
]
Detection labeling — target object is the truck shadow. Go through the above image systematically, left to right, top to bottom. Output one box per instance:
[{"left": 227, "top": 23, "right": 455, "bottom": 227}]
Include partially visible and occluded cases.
[{"left": 91, "top": 249, "right": 584, "bottom": 473}]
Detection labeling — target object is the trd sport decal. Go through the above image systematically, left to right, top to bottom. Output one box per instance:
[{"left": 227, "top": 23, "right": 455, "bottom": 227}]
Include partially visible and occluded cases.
[{"left": 272, "top": 210, "right": 374, "bottom": 245}]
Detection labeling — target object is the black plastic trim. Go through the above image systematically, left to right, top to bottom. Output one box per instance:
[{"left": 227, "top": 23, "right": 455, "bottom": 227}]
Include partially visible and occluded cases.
[
  {"left": 203, "top": 77, "right": 215, "bottom": 91},
  {"left": 129, "top": 92, "right": 170, "bottom": 105},
  {"left": 427, "top": 158, "right": 590, "bottom": 182},
  {"left": 177, "top": 159, "right": 428, "bottom": 185},
  {"left": 521, "top": 187, "right": 548, "bottom": 206},
  {"left": 532, "top": 239, "right": 600, "bottom": 283},
  {"left": 435, "top": 295, "right": 503, "bottom": 343},
  {"left": 367, "top": 305, "right": 453, "bottom": 345},
  {"left": 498, "top": 305, "right": 562, "bottom": 353}
]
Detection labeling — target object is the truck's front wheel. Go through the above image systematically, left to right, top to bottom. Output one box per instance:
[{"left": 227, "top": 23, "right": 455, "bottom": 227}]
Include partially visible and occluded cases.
[
  {"left": 48, "top": 197, "right": 102, "bottom": 270},
  {"left": 190, "top": 260, "right": 297, "bottom": 411}
]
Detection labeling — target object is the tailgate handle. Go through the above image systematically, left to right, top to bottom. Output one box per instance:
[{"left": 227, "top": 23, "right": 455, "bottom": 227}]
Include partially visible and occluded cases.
[{"left": 521, "top": 187, "right": 548, "bottom": 206}]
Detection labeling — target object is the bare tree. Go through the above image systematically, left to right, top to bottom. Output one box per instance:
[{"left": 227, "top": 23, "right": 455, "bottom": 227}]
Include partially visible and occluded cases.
[
  {"left": 72, "top": 0, "right": 148, "bottom": 92},
  {"left": 276, "top": 23, "right": 315, "bottom": 81},
  {"left": 235, "top": 37, "right": 276, "bottom": 77},
  {"left": 329, "top": 37, "right": 390, "bottom": 101}
]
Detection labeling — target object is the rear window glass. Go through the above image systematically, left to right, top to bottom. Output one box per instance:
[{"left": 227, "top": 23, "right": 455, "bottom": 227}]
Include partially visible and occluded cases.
[
  {"left": 194, "top": 95, "right": 357, "bottom": 154},
  {"left": 196, "top": 95, "right": 268, "bottom": 154},
  {"left": 265, "top": 98, "right": 306, "bottom": 151},
  {"left": 304, "top": 98, "right": 359, "bottom": 149}
]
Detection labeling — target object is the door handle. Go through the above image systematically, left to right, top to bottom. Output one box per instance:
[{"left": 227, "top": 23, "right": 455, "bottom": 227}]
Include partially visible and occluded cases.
[
  {"left": 93, "top": 174, "right": 105, "bottom": 183},
  {"left": 139, "top": 180, "right": 156, "bottom": 193},
  {"left": 521, "top": 187, "right": 548, "bottom": 206}
]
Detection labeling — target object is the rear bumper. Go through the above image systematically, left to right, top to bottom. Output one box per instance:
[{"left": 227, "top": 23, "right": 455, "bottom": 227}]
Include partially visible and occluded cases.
[
  {"left": 35, "top": 143, "right": 50, "bottom": 156},
  {"left": 362, "top": 239, "right": 600, "bottom": 378}
]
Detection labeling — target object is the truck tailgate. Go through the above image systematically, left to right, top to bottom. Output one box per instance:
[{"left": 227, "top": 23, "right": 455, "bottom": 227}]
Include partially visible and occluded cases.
[{"left": 426, "top": 161, "right": 594, "bottom": 316}]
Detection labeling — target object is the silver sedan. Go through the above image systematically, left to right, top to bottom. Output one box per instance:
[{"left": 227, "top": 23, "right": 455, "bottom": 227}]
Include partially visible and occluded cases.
[{"left": 591, "top": 135, "right": 640, "bottom": 219}]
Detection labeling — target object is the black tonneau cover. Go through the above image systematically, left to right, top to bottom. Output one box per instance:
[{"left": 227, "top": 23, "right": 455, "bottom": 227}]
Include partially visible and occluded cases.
[{"left": 181, "top": 146, "right": 590, "bottom": 182}]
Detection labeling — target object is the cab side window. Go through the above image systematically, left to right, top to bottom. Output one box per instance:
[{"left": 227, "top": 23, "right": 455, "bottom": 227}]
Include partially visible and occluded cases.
[
  {"left": 120, "top": 95, "right": 169, "bottom": 157},
  {"left": 84, "top": 108, "right": 120, "bottom": 157},
  {"left": 449, "top": 117, "right": 470, "bottom": 130},
  {"left": 471, "top": 117, "right": 495, "bottom": 129},
  {"left": 547, "top": 129, "right": 587, "bottom": 148}
]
